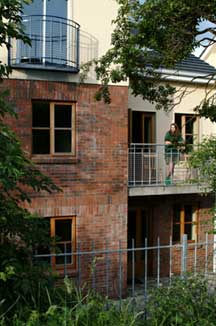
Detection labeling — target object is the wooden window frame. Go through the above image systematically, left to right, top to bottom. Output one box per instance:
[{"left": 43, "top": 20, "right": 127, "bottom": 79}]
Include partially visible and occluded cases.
[
  {"left": 32, "top": 101, "right": 76, "bottom": 156},
  {"left": 129, "top": 111, "right": 156, "bottom": 144},
  {"left": 141, "top": 112, "right": 155, "bottom": 144},
  {"left": 175, "top": 113, "right": 199, "bottom": 146},
  {"left": 172, "top": 205, "right": 198, "bottom": 243},
  {"left": 50, "top": 216, "right": 76, "bottom": 271}
]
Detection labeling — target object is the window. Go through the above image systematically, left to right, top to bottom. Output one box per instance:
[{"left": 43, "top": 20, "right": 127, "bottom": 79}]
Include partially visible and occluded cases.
[
  {"left": 22, "top": 0, "right": 69, "bottom": 65},
  {"left": 23, "top": 0, "right": 68, "bottom": 18},
  {"left": 32, "top": 101, "right": 76, "bottom": 155},
  {"left": 130, "top": 111, "right": 155, "bottom": 144},
  {"left": 175, "top": 114, "right": 199, "bottom": 146},
  {"left": 172, "top": 205, "right": 198, "bottom": 242},
  {"left": 50, "top": 217, "right": 76, "bottom": 269}
]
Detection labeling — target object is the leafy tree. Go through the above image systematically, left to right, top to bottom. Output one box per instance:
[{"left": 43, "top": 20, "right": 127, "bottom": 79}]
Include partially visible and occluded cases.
[
  {"left": 0, "top": 0, "right": 60, "bottom": 317},
  {"left": 0, "top": 0, "right": 31, "bottom": 78},
  {"left": 88, "top": 0, "right": 216, "bottom": 195},
  {"left": 91, "top": 0, "right": 216, "bottom": 115},
  {"left": 189, "top": 137, "right": 216, "bottom": 192},
  {"left": 147, "top": 276, "right": 216, "bottom": 326}
]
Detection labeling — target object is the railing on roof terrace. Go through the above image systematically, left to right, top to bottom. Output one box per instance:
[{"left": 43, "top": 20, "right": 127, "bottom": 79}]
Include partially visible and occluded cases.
[
  {"left": 9, "top": 15, "right": 80, "bottom": 72},
  {"left": 128, "top": 143, "right": 199, "bottom": 187}
]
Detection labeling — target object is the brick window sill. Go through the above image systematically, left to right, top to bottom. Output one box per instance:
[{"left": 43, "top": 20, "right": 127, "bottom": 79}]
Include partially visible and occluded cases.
[{"left": 32, "top": 155, "right": 79, "bottom": 164}]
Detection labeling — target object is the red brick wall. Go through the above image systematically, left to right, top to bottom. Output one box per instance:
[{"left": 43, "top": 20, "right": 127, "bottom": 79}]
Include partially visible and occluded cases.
[
  {"left": 1, "top": 79, "right": 128, "bottom": 296},
  {"left": 129, "top": 194, "right": 214, "bottom": 278},
  {"left": 151, "top": 195, "right": 214, "bottom": 276}
]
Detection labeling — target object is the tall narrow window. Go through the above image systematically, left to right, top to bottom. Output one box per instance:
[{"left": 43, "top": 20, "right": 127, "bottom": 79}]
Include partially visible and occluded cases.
[
  {"left": 22, "top": 0, "right": 68, "bottom": 64},
  {"left": 32, "top": 101, "right": 76, "bottom": 155},
  {"left": 54, "top": 104, "right": 72, "bottom": 153},
  {"left": 131, "top": 111, "right": 155, "bottom": 144},
  {"left": 175, "top": 114, "right": 199, "bottom": 146},
  {"left": 172, "top": 205, "right": 198, "bottom": 242},
  {"left": 50, "top": 217, "right": 76, "bottom": 269}
]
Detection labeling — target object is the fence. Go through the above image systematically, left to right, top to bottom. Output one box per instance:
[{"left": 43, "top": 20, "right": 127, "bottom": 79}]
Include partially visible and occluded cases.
[
  {"left": 9, "top": 15, "right": 80, "bottom": 71},
  {"left": 128, "top": 143, "right": 198, "bottom": 186},
  {"left": 34, "top": 233, "right": 216, "bottom": 301}
]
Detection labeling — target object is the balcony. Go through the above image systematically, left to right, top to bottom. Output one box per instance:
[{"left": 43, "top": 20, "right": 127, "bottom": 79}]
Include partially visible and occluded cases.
[
  {"left": 9, "top": 15, "right": 80, "bottom": 72},
  {"left": 128, "top": 143, "right": 207, "bottom": 196}
]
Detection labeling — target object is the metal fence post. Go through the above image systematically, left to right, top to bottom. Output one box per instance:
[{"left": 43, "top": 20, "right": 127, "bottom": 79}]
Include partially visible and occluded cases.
[
  {"left": 205, "top": 233, "right": 208, "bottom": 275},
  {"left": 181, "top": 234, "right": 188, "bottom": 276},
  {"left": 169, "top": 236, "right": 172, "bottom": 285},
  {"left": 144, "top": 237, "right": 148, "bottom": 300},
  {"left": 157, "top": 237, "right": 160, "bottom": 287},
  {"left": 132, "top": 238, "right": 135, "bottom": 299},
  {"left": 105, "top": 240, "right": 109, "bottom": 298},
  {"left": 119, "top": 240, "right": 122, "bottom": 303},
  {"left": 92, "top": 241, "right": 96, "bottom": 290},
  {"left": 64, "top": 242, "right": 67, "bottom": 277},
  {"left": 77, "top": 242, "right": 81, "bottom": 287}
]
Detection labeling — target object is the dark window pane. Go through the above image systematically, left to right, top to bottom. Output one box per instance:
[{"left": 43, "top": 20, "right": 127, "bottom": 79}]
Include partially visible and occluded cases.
[
  {"left": 32, "top": 102, "right": 50, "bottom": 127},
  {"left": 55, "top": 105, "right": 71, "bottom": 128},
  {"left": 175, "top": 114, "right": 182, "bottom": 132},
  {"left": 185, "top": 116, "right": 193, "bottom": 134},
  {"left": 32, "top": 130, "right": 50, "bottom": 154},
  {"left": 55, "top": 130, "right": 71, "bottom": 153},
  {"left": 186, "top": 135, "right": 193, "bottom": 145},
  {"left": 185, "top": 205, "right": 192, "bottom": 222},
  {"left": 173, "top": 206, "right": 181, "bottom": 223},
  {"left": 127, "top": 210, "right": 136, "bottom": 262},
  {"left": 55, "top": 220, "right": 72, "bottom": 242},
  {"left": 173, "top": 224, "right": 180, "bottom": 242},
  {"left": 185, "top": 224, "right": 192, "bottom": 240},
  {"left": 56, "top": 243, "right": 72, "bottom": 265}
]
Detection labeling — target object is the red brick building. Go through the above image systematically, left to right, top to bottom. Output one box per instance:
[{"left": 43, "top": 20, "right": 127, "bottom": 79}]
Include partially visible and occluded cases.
[{"left": 1, "top": 0, "right": 216, "bottom": 296}]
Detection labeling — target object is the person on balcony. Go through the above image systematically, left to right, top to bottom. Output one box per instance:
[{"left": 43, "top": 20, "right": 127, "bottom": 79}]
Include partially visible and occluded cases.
[{"left": 164, "top": 123, "right": 184, "bottom": 185}]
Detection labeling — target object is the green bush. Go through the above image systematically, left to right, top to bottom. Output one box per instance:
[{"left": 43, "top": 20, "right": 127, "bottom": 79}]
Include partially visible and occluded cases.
[
  {"left": 146, "top": 275, "right": 216, "bottom": 326},
  {"left": 1, "top": 276, "right": 216, "bottom": 326},
  {"left": 0, "top": 278, "right": 143, "bottom": 326}
]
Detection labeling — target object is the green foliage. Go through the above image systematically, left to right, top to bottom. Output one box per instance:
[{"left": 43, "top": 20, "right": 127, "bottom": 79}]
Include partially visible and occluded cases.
[
  {"left": 0, "top": 0, "right": 61, "bottom": 318},
  {"left": 0, "top": 0, "right": 32, "bottom": 78},
  {"left": 87, "top": 0, "right": 216, "bottom": 109},
  {"left": 0, "top": 67, "right": 60, "bottom": 317},
  {"left": 0, "top": 90, "right": 59, "bottom": 203},
  {"left": 195, "top": 96, "right": 216, "bottom": 122},
  {"left": 189, "top": 137, "right": 216, "bottom": 192},
  {"left": 0, "top": 143, "right": 61, "bottom": 314},
  {"left": 1, "top": 276, "right": 216, "bottom": 326},
  {"left": 146, "top": 276, "right": 216, "bottom": 326},
  {"left": 0, "top": 278, "right": 143, "bottom": 326}
]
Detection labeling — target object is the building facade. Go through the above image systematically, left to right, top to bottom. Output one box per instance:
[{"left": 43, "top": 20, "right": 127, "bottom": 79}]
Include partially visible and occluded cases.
[{"left": 1, "top": 0, "right": 216, "bottom": 295}]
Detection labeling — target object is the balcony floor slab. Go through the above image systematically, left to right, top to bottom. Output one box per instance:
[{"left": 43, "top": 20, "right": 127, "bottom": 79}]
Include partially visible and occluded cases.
[{"left": 128, "top": 184, "right": 210, "bottom": 196}]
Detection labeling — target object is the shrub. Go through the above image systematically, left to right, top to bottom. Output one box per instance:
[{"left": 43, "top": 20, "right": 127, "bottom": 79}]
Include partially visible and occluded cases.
[
  {"left": 146, "top": 275, "right": 216, "bottom": 326},
  {"left": 0, "top": 278, "right": 143, "bottom": 326}
]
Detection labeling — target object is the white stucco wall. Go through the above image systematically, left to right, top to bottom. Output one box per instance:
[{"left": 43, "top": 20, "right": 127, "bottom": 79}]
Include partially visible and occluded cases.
[
  {"left": 1, "top": 0, "right": 127, "bottom": 85},
  {"left": 72, "top": 0, "right": 118, "bottom": 59},
  {"left": 201, "top": 43, "right": 216, "bottom": 68},
  {"left": 128, "top": 81, "right": 216, "bottom": 144},
  {"left": 128, "top": 90, "right": 171, "bottom": 144}
]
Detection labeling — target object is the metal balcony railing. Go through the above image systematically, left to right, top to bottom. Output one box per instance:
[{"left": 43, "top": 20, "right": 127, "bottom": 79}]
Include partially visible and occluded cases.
[
  {"left": 9, "top": 15, "right": 80, "bottom": 72},
  {"left": 128, "top": 143, "right": 199, "bottom": 187}
]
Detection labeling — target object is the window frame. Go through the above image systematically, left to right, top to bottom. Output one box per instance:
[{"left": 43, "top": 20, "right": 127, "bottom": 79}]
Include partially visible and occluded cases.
[
  {"left": 32, "top": 101, "right": 76, "bottom": 156},
  {"left": 129, "top": 110, "right": 156, "bottom": 144},
  {"left": 175, "top": 113, "right": 199, "bottom": 146},
  {"left": 172, "top": 204, "right": 199, "bottom": 243},
  {"left": 50, "top": 216, "right": 76, "bottom": 270}
]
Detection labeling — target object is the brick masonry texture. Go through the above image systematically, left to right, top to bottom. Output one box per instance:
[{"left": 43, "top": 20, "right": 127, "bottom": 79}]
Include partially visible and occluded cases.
[
  {"left": 2, "top": 78, "right": 214, "bottom": 295},
  {"left": 1, "top": 79, "right": 128, "bottom": 295},
  {"left": 129, "top": 194, "right": 214, "bottom": 277}
]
